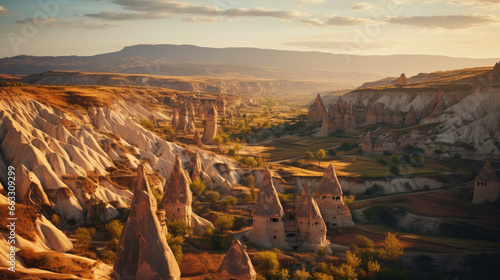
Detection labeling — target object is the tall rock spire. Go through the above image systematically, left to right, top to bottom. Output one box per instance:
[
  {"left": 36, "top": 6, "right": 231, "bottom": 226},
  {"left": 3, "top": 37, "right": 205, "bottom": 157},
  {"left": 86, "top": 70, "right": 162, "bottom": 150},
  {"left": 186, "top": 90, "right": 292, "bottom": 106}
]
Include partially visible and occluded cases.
[
  {"left": 306, "top": 94, "right": 327, "bottom": 127},
  {"left": 162, "top": 155, "right": 192, "bottom": 205},
  {"left": 112, "top": 164, "right": 181, "bottom": 280}
]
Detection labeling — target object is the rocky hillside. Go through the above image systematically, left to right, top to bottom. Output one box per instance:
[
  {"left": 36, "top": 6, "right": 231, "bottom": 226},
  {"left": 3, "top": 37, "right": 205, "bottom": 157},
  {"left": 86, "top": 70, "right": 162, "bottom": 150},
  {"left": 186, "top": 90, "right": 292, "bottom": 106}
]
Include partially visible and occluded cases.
[
  {"left": 309, "top": 63, "right": 500, "bottom": 159},
  {"left": 21, "top": 70, "right": 338, "bottom": 95},
  {"left": 0, "top": 85, "right": 244, "bottom": 226}
]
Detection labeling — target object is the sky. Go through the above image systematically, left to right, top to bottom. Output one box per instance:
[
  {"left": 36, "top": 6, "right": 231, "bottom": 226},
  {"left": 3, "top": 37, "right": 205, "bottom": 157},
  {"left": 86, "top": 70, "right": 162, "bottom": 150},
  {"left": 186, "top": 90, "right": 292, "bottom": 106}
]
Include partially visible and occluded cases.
[{"left": 0, "top": 0, "right": 499, "bottom": 58}]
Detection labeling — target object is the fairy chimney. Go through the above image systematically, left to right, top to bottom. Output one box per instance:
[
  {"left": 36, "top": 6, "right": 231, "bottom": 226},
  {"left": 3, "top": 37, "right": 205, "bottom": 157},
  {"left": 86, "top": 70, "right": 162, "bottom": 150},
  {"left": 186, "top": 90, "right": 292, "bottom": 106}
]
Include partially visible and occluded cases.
[
  {"left": 395, "top": 73, "right": 409, "bottom": 86},
  {"left": 447, "top": 89, "right": 462, "bottom": 108},
  {"left": 216, "top": 94, "right": 226, "bottom": 117},
  {"left": 307, "top": 94, "right": 327, "bottom": 127},
  {"left": 202, "top": 103, "right": 218, "bottom": 144},
  {"left": 178, "top": 105, "right": 188, "bottom": 130},
  {"left": 404, "top": 105, "right": 417, "bottom": 126},
  {"left": 360, "top": 131, "right": 373, "bottom": 153},
  {"left": 162, "top": 155, "right": 215, "bottom": 235},
  {"left": 472, "top": 162, "right": 500, "bottom": 204},
  {"left": 112, "top": 165, "right": 181, "bottom": 280},
  {"left": 314, "top": 165, "right": 354, "bottom": 228},
  {"left": 249, "top": 168, "right": 289, "bottom": 249},
  {"left": 296, "top": 183, "right": 328, "bottom": 246},
  {"left": 216, "top": 240, "right": 257, "bottom": 280}
]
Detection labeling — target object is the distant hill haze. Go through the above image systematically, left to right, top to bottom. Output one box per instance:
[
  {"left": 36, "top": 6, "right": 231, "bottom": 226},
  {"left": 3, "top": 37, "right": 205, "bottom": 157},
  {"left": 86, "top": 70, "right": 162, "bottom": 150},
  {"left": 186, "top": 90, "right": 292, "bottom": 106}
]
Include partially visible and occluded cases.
[{"left": 0, "top": 44, "right": 498, "bottom": 90}]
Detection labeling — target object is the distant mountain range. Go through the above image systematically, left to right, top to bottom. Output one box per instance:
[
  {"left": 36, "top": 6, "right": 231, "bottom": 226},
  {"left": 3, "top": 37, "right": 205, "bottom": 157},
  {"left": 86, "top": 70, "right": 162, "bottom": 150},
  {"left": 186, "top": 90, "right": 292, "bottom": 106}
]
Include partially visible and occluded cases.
[{"left": 0, "top": 44, "right": 498, "bottom": 89}]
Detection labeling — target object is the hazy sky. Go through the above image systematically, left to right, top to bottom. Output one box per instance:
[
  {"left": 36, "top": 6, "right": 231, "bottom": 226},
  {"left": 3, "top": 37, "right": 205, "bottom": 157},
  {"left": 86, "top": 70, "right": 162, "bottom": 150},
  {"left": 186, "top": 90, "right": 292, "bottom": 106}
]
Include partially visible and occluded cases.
[{"left": 0, "top": 0, "right": 499, "bottom": 58}]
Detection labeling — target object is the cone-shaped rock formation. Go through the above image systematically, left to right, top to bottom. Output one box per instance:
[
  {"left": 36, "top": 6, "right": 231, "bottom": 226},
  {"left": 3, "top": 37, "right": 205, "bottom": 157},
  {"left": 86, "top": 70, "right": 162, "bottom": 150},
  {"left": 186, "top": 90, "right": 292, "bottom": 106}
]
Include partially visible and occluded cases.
[
  {"left": 112, "top": 164, "right": 181, "bottom": 280},
  {"left": 216, "top": 239, "right": 257, "bottom": 280}
]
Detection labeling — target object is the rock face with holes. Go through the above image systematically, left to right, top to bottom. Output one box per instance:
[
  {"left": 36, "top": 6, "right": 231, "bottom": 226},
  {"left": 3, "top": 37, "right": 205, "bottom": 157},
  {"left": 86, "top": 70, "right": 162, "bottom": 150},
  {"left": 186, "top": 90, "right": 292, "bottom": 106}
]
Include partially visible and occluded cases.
[
  {"left": 307, "top": 94, "right": 327, "bottom": 127},
  {"left": 162, "top": 155, "right": 214, "bottom": 235},
  {"left": 472, "top": 161, "right": 500, "bottom": 204},
  {"left": 314, "top": 164, "right": 354, "bottom": 228},
  {"left": 112, "top": 165, "right": 181, "bottom": 280},
  {"left": 248, "top": 168, "right": 289, "bottom": 249},
  {"left": 295, "top": 183, "right": 328, "bottom": 248},
  {"left": 216, "top": 239, "right": 257, "bottom": 280}
]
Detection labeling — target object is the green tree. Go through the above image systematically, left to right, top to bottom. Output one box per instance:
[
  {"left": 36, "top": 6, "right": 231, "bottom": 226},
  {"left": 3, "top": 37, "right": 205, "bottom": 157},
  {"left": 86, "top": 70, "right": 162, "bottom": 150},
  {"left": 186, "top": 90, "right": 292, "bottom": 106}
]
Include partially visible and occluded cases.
[
  {"left": 328, "top": 148, "right": 337, "bottom": 156},
  {"left": 316, "top": 149, "right": 326, "bottom": 167},
  {"left": 306, "top": 151, "right": 314, "bottom": 160},
  {"left": 389, "top": 165, "right": 400, "bottom": 175},
  {"left": 190, "top": 177, "right": 206, "bottom": 196},
  {"left": 205, "top": 190, "right": 220, "bottom": 205},
  {"left": 222, "top": 196, "right": 238, "bottom": 211},
  {"left": 215, "top": 213, "right": 235, "bottom": 233},
  {"left": 51, "top": 214, "right": 60, "bottom": 226},
  {"left": 167, "top": 219, "right": 192, "bottom": 237},
  {"left": 105, "top": 220, "right": 123, "bottom": 240},
  {"left": 76, "top": 227, "right": 96, "bottom": 248},
  {"left": 379, "top": 232, "right": 404, "bottom": 263},
  {"left": 166, "top": 233, "right": 185, "bottom": 264},
  {"left": 252, "top": 251, "right": 280, "bottom": 278},
  {"left": 292, "top": 266, "right": 310, "bottom": 280},
  {"left": 312, "top": 272, "right": 334, "bottom": 280}
]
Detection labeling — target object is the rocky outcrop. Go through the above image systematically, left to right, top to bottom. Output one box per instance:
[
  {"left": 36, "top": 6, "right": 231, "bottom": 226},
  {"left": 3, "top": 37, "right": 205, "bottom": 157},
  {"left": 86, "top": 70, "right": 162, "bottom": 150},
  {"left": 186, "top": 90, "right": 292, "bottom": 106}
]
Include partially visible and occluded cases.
[
  {"left": 395, "top": 73, "right": 409, "bottom": 85},
  {"left": 447, "top": 89, "right": 462, "bottom": 108},
  {"left": 216, "top": 94, "right": 226, "bottom": 117},
  {"left": 307, "top": 94, "right": 327, "bottom": 127},
  {"left": 202, "top": 104, "right": 217, "bottom": 144},
  {"left": 404, "top": 105, "right": 417, "bottom": 126},
  {"left": 393, "top": 106, "right": 403, "bottom": 126},
  {"left": 360, "top": 131, "right": 373, "bottom": 153},
  {"left": 162, "top": 155, "right": 214, "bottom": 235},
  {"left": 472, "top": 161, "right": 500, "bottom": 204},
  {"left": 112, "top": 165, "right": 181, "bottom": 280},
  {"left": 314, "top": 165, "right": 354, "bottom": 228},
  {"left": 249, "top": 168, "right": 289, "bottom": 249},
  {"left": 296, "top": 183, "right": 328, "bottom": 247},
  {"left": 216, "top": 240, "right": 257, "bottom": 280}
]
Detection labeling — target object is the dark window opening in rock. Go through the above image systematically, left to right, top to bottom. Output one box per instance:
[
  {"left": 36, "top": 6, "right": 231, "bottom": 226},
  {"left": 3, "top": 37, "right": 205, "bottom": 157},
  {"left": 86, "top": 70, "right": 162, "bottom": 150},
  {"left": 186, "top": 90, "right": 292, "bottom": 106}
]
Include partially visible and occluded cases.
[{"left": 271, "top": 218, "right": 279, "bottom": 223}]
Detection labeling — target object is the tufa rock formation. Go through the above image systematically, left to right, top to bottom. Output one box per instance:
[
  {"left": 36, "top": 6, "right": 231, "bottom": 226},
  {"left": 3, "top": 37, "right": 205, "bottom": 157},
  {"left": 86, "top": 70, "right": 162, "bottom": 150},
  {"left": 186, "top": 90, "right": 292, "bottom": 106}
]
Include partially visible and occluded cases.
[
  {"left": 395, "top": 73, "right": 410, "bottom": 86},
  {"left": 447, "top": 89, "right": 462, "bottom": 108},
  {"left": 216, "top": 94, "right": 226, "bottom": 117},
  {"left": 307, "top": 94, "right": 327, "bottom": 127},
  {"left": 202, "top": 103, "right": 218, "bottom": 145},
  {"left": 177, "top": 105, "right": 188, "bottom": 131},
  {"left": 404, "top": 105, "right": 417, "bottom": 126},
  {"left": 360, "top": 131, "right": 373, "bottom": 153},
  {"left": 191, "top": 152, "right": 210, "bottom": 182},
  {"left": 162, "top": 155, "right": 215, "bottom": 235},
  {"left": 472, "top": 161, "right": 500, "bottom": 204},
  {"left": 112, "top": 164, "right": 181, "bottom": 280},
  {"left": 314, "top": 164, "right": 354, "bottom": 228},
  {"left": 249, "top": 168, "right": 289, "bottom": 249},
  {"left": 295, "top": 183, "right": 328, "bottom": 248},
  {"left": 216, "top": 239, "right": 257, "bottom": 280}
]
